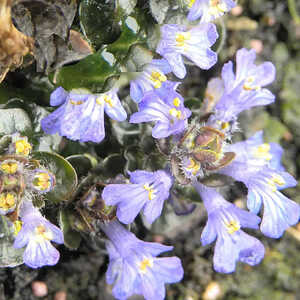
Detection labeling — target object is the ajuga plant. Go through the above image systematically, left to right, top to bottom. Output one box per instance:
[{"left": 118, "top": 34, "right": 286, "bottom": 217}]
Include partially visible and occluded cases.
[{"left": 0, "top": 0, "right": 298, "bottom": 299}]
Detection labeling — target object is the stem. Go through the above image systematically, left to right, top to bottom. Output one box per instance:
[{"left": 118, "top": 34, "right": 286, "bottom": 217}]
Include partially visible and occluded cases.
[
  {"left": 288, "top": 0, "right": 300, "bottom": 25},
  {"left": 216, "top": 18, "right": 226, "bottom": 54}
]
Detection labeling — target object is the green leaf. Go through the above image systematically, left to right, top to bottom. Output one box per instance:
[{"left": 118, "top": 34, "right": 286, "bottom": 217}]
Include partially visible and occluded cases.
[
  {"left": 79, "top": 0, "right": 121, "bottom": 49},
  {"left": 107, "top": 16, "right": 143, "bottom": 60},
  {"left": 125, "top": 44, "right": 153, "bottom": 72},
  {"left": 52, "top": 49, "right": 118, "bottom": 92},
  {"left": 0, "top": 108, "right": 32, "bottom": 136},
  {"left": 111, "top": 120, "right": 140, "bottom": 146},
  {"left": 31, "top": 152, "right": 78, "bottom": 203},
  {"left": 96, "top": 153, "right": 127, "bottom": 178},
  {"left": 66, "top": 155, "right": 93, "bottom": 177},
  {"left": 59, "top": 209, "right": 82, "bottom": 250},
  {"left": 0, "top": 216, "right": 24, "bottom": 267}
]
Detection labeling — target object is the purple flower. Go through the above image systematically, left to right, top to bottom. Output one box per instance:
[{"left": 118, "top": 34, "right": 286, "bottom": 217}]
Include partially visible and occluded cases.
[
  {"left": 187, "top": 0, "right": 236, "bottom": 22},
  {"left": 156, "top": 23, "right": 218, "bottom": 79},
  {"left": 212, "top": 48, "right": 276, "bottom": 122},
  {"left": 130, "top": 59, "right": 173, "bottom": 103},
  {"left": 202, "top": 77, "right": 224, "bottom": 113},
  {"left": 41, "top": 87, "right": 127, "bottom": 143},
  {"left": 130, "top": 89, "right": 191, "bottom": 139},
  {"left": 226, "top": 131, "right": 283, "bottom": 168},
  {"left": 220, "top": 159, "right": 299, "bottom": 238},
  {"left": 102, "top": 170, "right": 173, "bottom": 224},
  {"left": 194, "top": 183, "right": 265, "bottom": 273},
  {"left": 13, "top": 201, "right": 64, "bottom": 268},
  {"left": 100, "top": 220, "right": 183, "bottom": 300}
]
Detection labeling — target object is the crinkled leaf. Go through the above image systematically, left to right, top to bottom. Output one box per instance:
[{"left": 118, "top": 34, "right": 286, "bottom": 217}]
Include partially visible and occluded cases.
[
  {"left": 12, "top": 0, "right": 78, "bottom": 73},
  {"left": 117, "top": 0, "right": 137, "bottom": 15},
  {"left": 150, "top": 0, "right": 170, "bottom": 24},
  {"left": 125, "top": 44, "right": 153, "bottom": 72},
  {"left": 2, "top": 99, "right": 62, "bottom": 151},
  {"left": 0, "top": 108, "right": 32, "bottom": 136},
  {"left": 111, "top": 120, "right": 140, "bottom": 146},
  {"left": 124, "top": 145, "right": 145, "bottom": 172},
  {"left": 31, "top": 152, "right": 78, "bottom": 203},
  {"left": 59, "top": 209, "right": 82, "bottom": 250},
  {"left": 0, "top": 216, "right": 24, "bottom": 267}
]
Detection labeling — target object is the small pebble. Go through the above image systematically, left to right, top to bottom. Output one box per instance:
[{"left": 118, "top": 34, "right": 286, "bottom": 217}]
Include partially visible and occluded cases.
[
  {"left": 231, "top": 5, "right": 243, "bottom": 16},
  {"left": 250, "top": 39, "right": 263, "bottom": 54},
  {"left": 152, "top": 234, "right": 165, "bottom": 243},
  {"left": 31, "top": 281, "right": 48, "bottom": 298},
  {"left": 202, "top": 281, "right": 222, "bottom": 300},
  {"left": 54, "top": 291, "right": 67, "bottom": 300}
]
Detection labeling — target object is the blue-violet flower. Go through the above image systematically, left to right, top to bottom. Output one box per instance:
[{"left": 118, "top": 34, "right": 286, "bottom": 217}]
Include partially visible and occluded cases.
[
  {"left": 187, "top": 0, "right": 236, "bottom": 22},
  {"left": 156, "top": 23, "right": 218, "bottom": 79},
  {"left": 130, "top": 59, "right": 173, "bottom": 103},
  {"left": 41, "top": 87, "right": 127, "bottom": 143},
  {"left": 130, "top": 88, "right": 191, "bottom": 139},
  {"left": 220, "top": 133, "right": 300, "bottom": 238},
  {"left": 102, "top": 170, "right": 173, "bottom": 224},
  {"left": 194, "top": 183, "right": 265, "bottom": 273},
  {"left": 13, "top": 201, "right": 64, "bottom": 268},
  {"left": 100, "top": 220, "right": 183, "bottom": 300}
]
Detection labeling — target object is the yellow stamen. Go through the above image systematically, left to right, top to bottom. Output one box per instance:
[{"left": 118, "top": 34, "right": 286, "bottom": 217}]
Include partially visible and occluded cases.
[
  {"left": 187, "top": 0, "right": 195, "bottom": 8},
  {"left": 209, "top": 0, "right": 227, "bottom": 15},
  {"left": 175, "top": 32, "right": 191, "bottom": 47},
  {"left": 150, "top": 71, "right": 167, "bottom": 89},
  {"left": 243, "top": 76, "right": 261, "bottom": 91},
  {"left": 205, "top": 91, "right": 215, "bottom": 102},
  {"left": 96, "top": 95, "right": 114, "bottom": 107},
  {"left": 103, "top": 95, "right": 114, "bottom": 107},
  {"left": 173, "top": 97, "right": 181, "bottom": 107},
  {"left": 70, "top": 99, "right": 84, "bottom": 105},
  {"left": 169, "top": 108, "right": 182, "bottom": 119},
  {"left": 221, "top": 122, "right": 229, "bottom": 130},
  {"left": 15, "top": 139, "right": 32, "bottom": 156},
  {"left": 254, "top": 143, "right": 272, "bottom": 161},
  {"left": 187, "top": 158, "right": 201, "bottom": 175},
  {"left": 0, "top": 162, "right": 18, "bottom": 174},
  {"left": 33, "top": 172, "right": 52, "bottom": 191},
  {"left": 267, "top": 174, "right": 285, "bottom": 192},
  {"left": 272, "top": 174, "right": 285, "bottom": 186},
  {"left": 143, "top": 184, "right": 155, "bottom": 200},
  {"left": 0, "top": 193, "right": 16, "bottom": 210},
  {"left": 13, "top": 220, "right": 22, "bottom": 235},
  {"left": 225, "top": 220, "right": 240, "bottom": 234},
  {"left": 34, "top": 225, "right": 53, "bottom": 242},
  {"left": 139, "top": 258, "right": 153, "bottom": 274}
]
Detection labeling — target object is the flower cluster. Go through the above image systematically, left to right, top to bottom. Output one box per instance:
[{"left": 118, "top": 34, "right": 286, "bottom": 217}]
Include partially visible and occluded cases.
[
  {"left": 32, "top": 1, "right": 300, "bottom": 300},
  {"left": 0, "top": 133, "right": 63, "bottom": 268}
]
